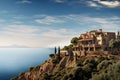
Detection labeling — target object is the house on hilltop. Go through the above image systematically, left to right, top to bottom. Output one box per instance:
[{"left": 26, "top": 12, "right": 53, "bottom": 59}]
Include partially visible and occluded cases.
[{"left": 73, "top": 29, "right": 116, "bottom": 56}]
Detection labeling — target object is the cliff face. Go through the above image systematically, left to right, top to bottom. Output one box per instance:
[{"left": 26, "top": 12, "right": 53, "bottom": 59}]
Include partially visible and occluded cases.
[
  {"left": 12, "top": 51, "right": 120, "bottom": 80},
  {"left": 15, "top": 53, "right": 76, "bottom": 80}
]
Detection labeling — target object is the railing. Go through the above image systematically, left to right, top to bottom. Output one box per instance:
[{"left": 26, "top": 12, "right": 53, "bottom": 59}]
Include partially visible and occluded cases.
[
  {"left": 73, "top": 44, "right": 101, "bottom": 48},
  {"left": 81, "top": 44, "right": 100, "bottom": 47}
]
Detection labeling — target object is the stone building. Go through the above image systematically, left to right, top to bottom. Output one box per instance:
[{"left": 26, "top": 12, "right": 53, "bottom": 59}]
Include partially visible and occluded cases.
[{"left": 73, "top": 29, "right": 116, "bottom": 56}]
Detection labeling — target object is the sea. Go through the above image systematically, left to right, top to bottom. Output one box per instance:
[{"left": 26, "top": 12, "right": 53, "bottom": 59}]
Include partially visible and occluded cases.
[{"left": 0, "top": 48, "right": 53, "bottom": 80}]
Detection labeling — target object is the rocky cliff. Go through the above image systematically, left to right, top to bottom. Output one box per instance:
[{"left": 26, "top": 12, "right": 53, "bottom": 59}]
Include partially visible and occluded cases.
[
  {"left": 12, "top": 51, "right": 120, "bottom": 80},
  {"left": 12, "top": 51, "right": 77, "bottom": 80}
]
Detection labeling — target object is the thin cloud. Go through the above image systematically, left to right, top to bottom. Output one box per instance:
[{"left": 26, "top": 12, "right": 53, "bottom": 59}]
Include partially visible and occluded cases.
[
  {"left": 17, "top": 0, "right": 32, "bottom": 4},
  {"left": 52, "top": 0, "right": 120, "bottom": 8},
  {"left": 53, "top": 0, "right": 67, "bottom": 3},
  {"left": 87, "top": 0, "right": 120, "bottom": 8},
  {"left": 97, "top": 0, "right": 120, "bottom": 8},
  {"left": 87, "top": 1, "right": 101, "bottom": 8},
  {"left": 0, "top": 10, "right": 8, "bottom": 14},
  {"left": 0, "top": 14, "right": 119, "bottom": 48},
  {"left": 33, "top": 14, "right": 47, "bottom": 18},
  {"left": 34, "top": 14, "right": 120, "bottom": 31},
  {"left": 63, "top": 14, "right": 120, "bottom": 31},
  {"left": 13, "top": 15, "right": 27, "bottom": 19},
  {"left": 35, "top": 16, "right": 65, "bottom": 25},
  {"left": 0, "top": 19, "right": 6, "bottom": 23},
  {"left": 12, "top": 21, "right": 23, "bottom": 24},
  {"left": 0, "top": 24, "right": 76, "bottom": 48},
  {"left": 0, "top": 24, "right": 40, "bottom": 47},
  {"left": 41, "top": 28, "right": 76, "bottom": 47}
]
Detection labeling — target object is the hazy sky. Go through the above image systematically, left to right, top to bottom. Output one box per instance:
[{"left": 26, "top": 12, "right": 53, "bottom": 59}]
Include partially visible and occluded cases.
[{"left": 0, "top": 0, "right": 120, "bottom": 48}]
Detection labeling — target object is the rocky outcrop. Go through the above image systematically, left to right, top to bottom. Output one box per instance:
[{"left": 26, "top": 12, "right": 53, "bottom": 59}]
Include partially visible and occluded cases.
[
  {"left": 12, "top": 50, "right": 120, "bottom": 80},
  {"left": 15, "top": 53, "right": 76, "bottom": 80}
]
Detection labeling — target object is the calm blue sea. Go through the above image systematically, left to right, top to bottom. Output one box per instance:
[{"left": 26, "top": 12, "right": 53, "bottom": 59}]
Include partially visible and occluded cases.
[{"left": 0, "top": 48, "right": 53, "bottom": 80}]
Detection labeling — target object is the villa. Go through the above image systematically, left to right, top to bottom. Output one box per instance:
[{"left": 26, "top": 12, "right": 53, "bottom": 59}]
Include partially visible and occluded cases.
[{"left": 72, "top": 29, "right": 120, "bottom": 56}]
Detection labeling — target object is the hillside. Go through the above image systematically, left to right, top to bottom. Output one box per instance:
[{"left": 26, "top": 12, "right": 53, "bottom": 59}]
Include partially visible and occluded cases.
[
  {"left": 11, "top": 31, "right": 120, "bottom": 80},
  {"left": 11, "top": 51, "right": 120, "bottom": 80}
]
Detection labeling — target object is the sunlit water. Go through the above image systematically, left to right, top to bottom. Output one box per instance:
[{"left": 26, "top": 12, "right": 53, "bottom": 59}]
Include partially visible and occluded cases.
[{"left": 0, "top": 48, "right": 53, "bottom": 80}]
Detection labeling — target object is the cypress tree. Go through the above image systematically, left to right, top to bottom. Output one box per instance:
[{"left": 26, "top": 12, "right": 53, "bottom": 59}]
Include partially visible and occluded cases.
[
  {"left": 118, "top": 31, "right": 119, "bottom": 35},
  {"left": 58, "top": 46, "right": 60, "bottom": 61},
  {"left": 55, "top": 47, "right": 57, "bottom": 54}
]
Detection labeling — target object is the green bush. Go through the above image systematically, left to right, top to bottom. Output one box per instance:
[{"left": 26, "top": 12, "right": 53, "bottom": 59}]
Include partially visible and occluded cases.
[
  {"left": 71, "top": 37, "right": 79, "bottom": 45},
  {"left": 109, "top": 39, "right": 120, "bottom": 48},
  {"left": 63, "top": 44, "right": 73, "bottom": 50},
  {"left": 111, "top": 51, "right": 119, "bottom": 55},
  {"left": 49, "top": 54, "right": 55, "bottom": 58},
  {"left": 51, "top": 54, "right": 61, "bottom": 64},
  {"left": 96, "top": 57, "right": 106, "bottom": 64},
  {"left": 83, "top": 58, "right": 96, "bottom": 66},
  {"left": 76, "top": 59, "right": 84, "bottom": 66},
  {"left": 91, "top": 60, "right": 120, "bottom": 80},
  {"left": 97, "top": 60, "right": 113, "bottom": 70},
  {"left": 33, "top": 65, "right": 40, "bottom": 71},
  {"left": 29, "top": 67, "right": 34, "bottom": 71},
  {"left": 72, "top": 67, "right": 85, "bottom": 80},
  {"left": 19, "top": 72, "right": 25, "bottom": 76},
  {"left": 42, "top": 73, "right": 50, "bottom": 80},
  {"left": 62, "top": 74, "right": 69, "bottom": 80},
  {"left": 11, "top": 76, "right": 18, "bottom": 80}
]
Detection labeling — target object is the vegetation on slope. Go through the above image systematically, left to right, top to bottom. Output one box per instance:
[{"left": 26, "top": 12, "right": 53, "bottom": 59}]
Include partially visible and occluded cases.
[
  {"left": 11, "top": 54, "right": 120, "bottom": 80},
  {"left": 37, "top": 56, "right": 120, "bottom": 80}
]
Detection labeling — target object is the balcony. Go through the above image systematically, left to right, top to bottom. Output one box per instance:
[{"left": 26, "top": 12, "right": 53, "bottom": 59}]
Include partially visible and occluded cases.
[{"left": 81, "top": 44, "right": 100, "bottom": 47}]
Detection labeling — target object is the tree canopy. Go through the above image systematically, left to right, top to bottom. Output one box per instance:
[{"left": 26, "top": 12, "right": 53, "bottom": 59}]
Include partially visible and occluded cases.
[
  {"left": 71, "top": 37, "right": 79, "bottom": 45},
  {"left": 109, "top": 39, "right": 120, "bottom": 48},
  {"left": 63, "top": 44, "right": 73, "bottom": 50}
]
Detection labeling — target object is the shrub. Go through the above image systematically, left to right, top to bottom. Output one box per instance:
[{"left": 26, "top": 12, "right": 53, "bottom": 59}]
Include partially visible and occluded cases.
[
  {"left": 71, "top": 37, "right": 79, "bottom": 45},
  {"left": 63, "top": 44, "right": 73, "bottom": 50},
  {"left": 111, "top": 51, "right": 119, "bottom": 55},
  {"left": 49, "top": 54, "right": 55, "bottom": 58},
  {"left": 51, "top": 54, "right": 60, "bottom": 64},
  {"left": 96, "top": 57, "right": 106, "bottom": 64},
  {"left": 83, "top": 58, "right": 96, "bottom": 66},
  {"left": 76, "top": 59, "right": 84, "bottom": 66},
  {"left": 91, "top": 60, "right": 120, "bottom": 80},
  {"left": 97, "top": 60, "right": 113, "bottom": 70},
  {"left": 82, "top": 63, "right": 94, "bottom": 78},
  {"left": 83, "top": 63, "right": 93, "bottom": 72},
  {"left": 33, "top": 65, "right": 40, "bottom": 71},
  {"left": 29, "top": 67, "right": 34, "bottom": 71},
  {"left": 72, "top": 67, "right": 85, "bottom": 80},
  {"left": 19, "top": 72, "right": 25, "bottom": 76},
  {"left": 91, "top": 72, "right": 108, "bottom": 80},
  {"left": 42, "top": 73, "right": 50, "bottom": 80},
  {"left": 62, "top": 74, "right": 68, "bottom": 80},
  {"left": 68, "top": 74, "right": 73, "bottom": 79},
  {"left": 11, "top": 76, "right": 18, "bottom": 80}
]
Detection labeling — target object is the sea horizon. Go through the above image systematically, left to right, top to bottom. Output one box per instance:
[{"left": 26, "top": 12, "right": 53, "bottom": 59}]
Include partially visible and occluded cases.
[{"left": 0, "top": 48, "right": 53, "bottom": 80}]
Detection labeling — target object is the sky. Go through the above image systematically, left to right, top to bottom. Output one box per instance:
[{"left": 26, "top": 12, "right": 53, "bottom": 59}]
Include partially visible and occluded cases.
[{"left": 0, "top": 0, "right": 120, "bottom": 48}]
